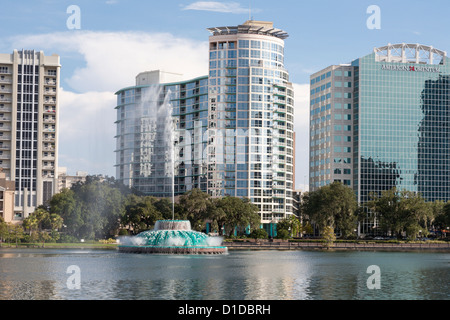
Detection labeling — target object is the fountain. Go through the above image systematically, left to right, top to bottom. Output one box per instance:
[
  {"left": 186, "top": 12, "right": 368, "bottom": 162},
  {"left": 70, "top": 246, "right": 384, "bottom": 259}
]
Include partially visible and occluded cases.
[
  {"left": 118, "top": 81, "right": 227, "bottom": 254},
  {"left": 118, "top": 220, "right": 228, "bottom": 254}
]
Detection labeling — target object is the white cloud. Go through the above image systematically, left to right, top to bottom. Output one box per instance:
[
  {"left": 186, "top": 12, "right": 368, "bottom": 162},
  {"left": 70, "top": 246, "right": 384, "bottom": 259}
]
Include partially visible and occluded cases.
[
  {"left": 182, "top": 1, "right": 252, "bottom": 14},
  {"left": 8, "top": 31, "right": 209, "bottom": 176},
  {"left": 10, "top": 31, "right": 209, "bottom": 93},
  {"left": 58, "top": 88, "right": 117, "bottom": 176}
]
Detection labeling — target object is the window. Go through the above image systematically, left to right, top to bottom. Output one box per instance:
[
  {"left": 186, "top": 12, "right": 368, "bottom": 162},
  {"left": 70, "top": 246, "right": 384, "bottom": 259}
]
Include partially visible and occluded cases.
[{"left": 239, "top": 40, "right": 249, "bottom": 48}]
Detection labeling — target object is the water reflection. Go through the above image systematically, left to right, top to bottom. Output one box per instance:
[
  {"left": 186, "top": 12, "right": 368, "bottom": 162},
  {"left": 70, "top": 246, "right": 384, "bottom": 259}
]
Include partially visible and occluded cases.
[{"left": 0, "top": 249, "right": 448, "bottom": 300}]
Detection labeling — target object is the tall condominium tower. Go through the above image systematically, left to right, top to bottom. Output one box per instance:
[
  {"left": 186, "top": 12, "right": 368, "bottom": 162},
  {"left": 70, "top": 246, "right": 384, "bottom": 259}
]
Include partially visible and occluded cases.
[
  {"left": 115, "top": 20, "right": 295, "bottom": 235},
  {"left": 207, "top": 20, "right": 295, "bottom": 232},
  {"left": 309, "top": 43, "right": 450, "bottom": 235},
  {"left": 0, "top": 49, "right": 60, "bottom": 220},
  {"left": 115, "top": 71, "right": 209, "bottom": 197}
]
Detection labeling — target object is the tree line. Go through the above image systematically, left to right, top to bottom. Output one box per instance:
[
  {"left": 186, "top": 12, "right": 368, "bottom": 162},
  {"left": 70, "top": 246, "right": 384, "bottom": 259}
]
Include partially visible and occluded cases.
[
  {"left": 0, "top": 176, "right": 261, "bottom": 244},
  {"left": 2, "top": 178, "right": 450, "bottom": 245},
  {"left": 298, "top": 182, "right": 450, "bottom": 240}
]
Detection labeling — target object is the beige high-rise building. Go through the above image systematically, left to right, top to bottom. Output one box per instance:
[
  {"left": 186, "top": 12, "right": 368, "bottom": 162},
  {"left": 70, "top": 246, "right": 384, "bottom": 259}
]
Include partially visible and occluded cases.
[{"left": 0, "top": 49, "right": 60, "bottom": 221}]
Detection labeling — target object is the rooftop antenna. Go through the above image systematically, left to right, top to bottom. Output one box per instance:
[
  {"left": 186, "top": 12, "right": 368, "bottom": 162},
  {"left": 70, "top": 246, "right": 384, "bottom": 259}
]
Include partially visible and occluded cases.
[{"left": 249, "top": 0, "right": 252, "bottom": 21}]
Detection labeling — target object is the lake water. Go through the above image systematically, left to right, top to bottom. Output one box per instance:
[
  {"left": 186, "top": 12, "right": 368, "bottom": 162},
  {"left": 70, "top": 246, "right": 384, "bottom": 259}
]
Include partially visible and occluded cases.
[{"left": 0, "top": 248, "right": 448, "bottom": 300}]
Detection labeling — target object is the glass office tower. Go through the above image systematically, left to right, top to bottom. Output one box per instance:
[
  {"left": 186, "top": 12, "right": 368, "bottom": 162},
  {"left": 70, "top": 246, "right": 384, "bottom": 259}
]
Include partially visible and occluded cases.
[
  {"left": 207, "top": 20, "right": 295, "bottom": 233},
  {"left": 310, "top": 43, "right": 450, "bottom": 235}
]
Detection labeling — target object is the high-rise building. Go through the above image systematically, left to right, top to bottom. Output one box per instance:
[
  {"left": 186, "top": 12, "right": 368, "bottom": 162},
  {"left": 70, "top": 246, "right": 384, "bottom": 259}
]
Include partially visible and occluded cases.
[
  {"left": 115, "top": 20, "right": 295, "bottom": 235},
  {"left": 207, "top": 20, "right": 295, "bottom": 233},
  {"left": 309, "top": 43, "right": 450, "bottom": 235},
  {"left": 0, "top": 49, "right": 60, "bottom": 220},
  {"left": 115, "top": 71, "right": 209, "bottom": 197}
]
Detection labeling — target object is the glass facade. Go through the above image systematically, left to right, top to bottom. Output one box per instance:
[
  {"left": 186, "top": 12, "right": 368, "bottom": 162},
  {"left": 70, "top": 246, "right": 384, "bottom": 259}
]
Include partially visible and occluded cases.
[
  {"left": 207, "top": 21, "right": 295, "bottom": 226},
  {"left": 310, "top": 44, "right": 450, "bottom": 235},
  {"left": 355, "top": 53, "right": 450, "bottom": 193},
  {"left": 115, "top": 76, "right": 209, "bottom": 197}
]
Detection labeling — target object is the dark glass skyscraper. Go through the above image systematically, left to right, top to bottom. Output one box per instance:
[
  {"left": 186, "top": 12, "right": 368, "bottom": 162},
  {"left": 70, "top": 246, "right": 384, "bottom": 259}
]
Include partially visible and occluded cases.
[{"left": 310, "top": 43, "right": 450, "bottom": 235}]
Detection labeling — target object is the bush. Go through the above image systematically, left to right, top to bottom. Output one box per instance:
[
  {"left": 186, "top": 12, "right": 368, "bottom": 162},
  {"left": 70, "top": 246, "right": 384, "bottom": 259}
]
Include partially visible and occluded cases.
[
  {"left": 250, "top": 228, "right": 268, "bottom": 240},
  {"left": 276, "top": 229, "right": 291, "bottom": 240}
]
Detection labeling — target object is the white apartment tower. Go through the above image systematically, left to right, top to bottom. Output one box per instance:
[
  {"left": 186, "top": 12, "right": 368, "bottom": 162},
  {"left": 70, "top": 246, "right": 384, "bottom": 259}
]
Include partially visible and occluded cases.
[
  {"left": 207, "top": 21, "right": 295, "bottom": 234},
  {"left": 0, "top": 50, "right": 60, "bottom": 220}
]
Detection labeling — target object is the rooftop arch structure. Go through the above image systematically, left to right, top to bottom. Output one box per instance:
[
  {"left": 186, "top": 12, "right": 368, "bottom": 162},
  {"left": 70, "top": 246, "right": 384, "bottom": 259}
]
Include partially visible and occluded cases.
[
  {"left": 207, "top": 20, "right": 289, "bottom": 40},
  {"left": 374, "top": 43, "right": 447, "bottom": 65}
]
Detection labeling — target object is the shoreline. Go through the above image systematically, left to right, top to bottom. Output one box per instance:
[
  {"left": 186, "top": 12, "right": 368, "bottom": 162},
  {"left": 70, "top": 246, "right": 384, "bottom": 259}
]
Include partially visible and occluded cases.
[
  {"left": 1, "top": 241, "right": 449, "bottom": 252},
  {"left": 225, "top": 241, "right": 450, "bottom": 252}
]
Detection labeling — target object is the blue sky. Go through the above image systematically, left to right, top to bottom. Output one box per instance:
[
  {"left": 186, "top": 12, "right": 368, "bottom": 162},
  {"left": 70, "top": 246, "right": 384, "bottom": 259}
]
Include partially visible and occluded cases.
[{"left": 1, "top": 0, "right": 450, "bottom": 190}]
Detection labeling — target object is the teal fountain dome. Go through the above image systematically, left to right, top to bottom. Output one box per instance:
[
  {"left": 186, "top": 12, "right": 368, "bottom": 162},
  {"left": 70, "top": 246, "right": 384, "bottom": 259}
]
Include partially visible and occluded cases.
[{"left": 118, "top": 220, "right": 227, "bottom": 254}]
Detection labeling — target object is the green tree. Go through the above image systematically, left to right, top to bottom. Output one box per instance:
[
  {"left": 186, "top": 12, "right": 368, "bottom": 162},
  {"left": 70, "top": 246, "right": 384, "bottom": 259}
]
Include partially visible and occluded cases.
[
  {"left": 50, "top": 176, "right": 125, "bottom": 240},
  {"left": 302, "top": 182, "right": 358, "bottom": 238},
  {"left": 50, "top": 188, "right": 81, "bottom": 237},
  {"left": 368, "top": 188, "right": 433, "bottom": 239},
  {"left": 178, "top": 189, "right": 211, "bottom": 231},
  {"left": 121, "top": 194, "right": 162, "bottom": 234},
  {"left": 213, "top": 197, "right": 261, "bottom": 238},
  {"left": 435, "top": 201, "right": 450, "bottom": 237},
  {"left": 23, "top": 207, "right": 57, "bottom": 247},
  {"left": 277, "top": 215, "right": 302, "bottom": 238},
  {"left": 0, "top": 218, "right": 7, "bottom": 246},
  {"left": 8, "top": 223, "right": 24, "bottom": 247},
  {"left": 322, "top": 226, "right": 336, "bottom": 248},
  {"left": 250, "top": 228, "right": 268, "bottom": 241}
]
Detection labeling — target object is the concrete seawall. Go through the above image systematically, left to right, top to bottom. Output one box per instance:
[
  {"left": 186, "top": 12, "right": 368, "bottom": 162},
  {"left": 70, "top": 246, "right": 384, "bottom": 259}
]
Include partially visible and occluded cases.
[{"left": 225, "top": 241, "right": 450, "bottom": 252}]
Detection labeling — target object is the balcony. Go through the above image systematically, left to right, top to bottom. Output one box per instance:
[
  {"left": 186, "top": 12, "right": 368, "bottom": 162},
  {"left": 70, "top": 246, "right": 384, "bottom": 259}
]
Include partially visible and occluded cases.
[
  {"left": 0, "top": 105, "right": 11, "bottom": 112},
  {"left": 43, "top": 118, "right": 56, "bottom": 123},
  {"left": 0, "top": 125, "right": 11, "bottom": 131},
  {"left": 0, "top": 134, "right": 10, "bottom": 140},
  {"left": 0, "top": 144, "right": 11, "bottom": 150}
]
